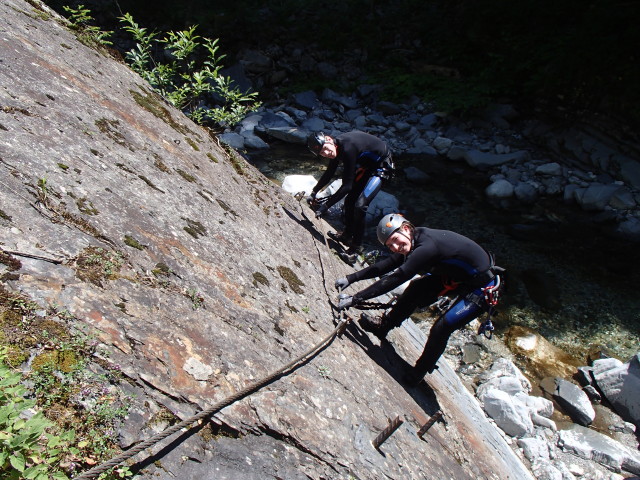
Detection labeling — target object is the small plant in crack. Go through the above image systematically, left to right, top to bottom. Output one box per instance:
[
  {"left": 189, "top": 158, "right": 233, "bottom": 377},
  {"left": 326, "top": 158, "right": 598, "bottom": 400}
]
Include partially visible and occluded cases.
[
  {"left": 36, "top": 177, "right": 49, "bottom": 206},
  {"left": 185, "top": 288, "right": 204, "bottom": 310},
  {"left": 317, "top": 365, "right": 331, "bottom": 379}
]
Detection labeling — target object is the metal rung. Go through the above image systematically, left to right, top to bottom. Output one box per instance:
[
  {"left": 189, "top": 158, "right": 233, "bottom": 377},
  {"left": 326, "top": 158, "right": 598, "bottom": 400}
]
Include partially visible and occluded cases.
[
  {"left": 417, "top": 410, "right": 443, "bottom": 439},
  {"left": 372, "top": 415, "right": 404, "bottom": 449}
]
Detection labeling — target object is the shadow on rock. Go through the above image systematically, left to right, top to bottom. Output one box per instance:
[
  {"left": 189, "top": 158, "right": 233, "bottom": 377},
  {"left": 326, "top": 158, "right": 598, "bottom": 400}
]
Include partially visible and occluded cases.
[
  {"left": 281, "top": 206, "right": 325, "bottom": 244},
  {"left": 342, "top": 321, "right": 440, "bottom": 417}
]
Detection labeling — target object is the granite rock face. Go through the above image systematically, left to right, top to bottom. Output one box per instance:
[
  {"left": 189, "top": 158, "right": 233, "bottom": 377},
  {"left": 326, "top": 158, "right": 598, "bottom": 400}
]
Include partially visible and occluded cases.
[{"left": 0, "top": 2, "right": 533, "bottom": 479}]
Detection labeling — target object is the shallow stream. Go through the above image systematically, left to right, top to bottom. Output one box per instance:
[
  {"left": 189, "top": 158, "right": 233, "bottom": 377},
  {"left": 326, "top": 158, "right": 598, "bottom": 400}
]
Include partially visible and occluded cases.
[{"left": 248, "top": 142, "right": 640, "bottom": 366}]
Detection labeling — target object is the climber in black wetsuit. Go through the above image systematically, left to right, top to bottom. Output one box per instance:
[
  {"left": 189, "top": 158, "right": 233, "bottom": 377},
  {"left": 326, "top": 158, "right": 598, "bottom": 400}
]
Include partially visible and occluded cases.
[
  {"left": 307, "top": 131, "right": 394, "bottom": 263},
  {"left": 335, "top": 214, "right": 503, "bottom": 385}
]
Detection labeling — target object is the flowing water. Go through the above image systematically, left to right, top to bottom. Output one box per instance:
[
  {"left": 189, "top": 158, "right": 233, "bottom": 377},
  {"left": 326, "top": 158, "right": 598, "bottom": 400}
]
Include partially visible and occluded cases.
[{"left": 248, "top": 143, "right": 640, "bottom": 365}]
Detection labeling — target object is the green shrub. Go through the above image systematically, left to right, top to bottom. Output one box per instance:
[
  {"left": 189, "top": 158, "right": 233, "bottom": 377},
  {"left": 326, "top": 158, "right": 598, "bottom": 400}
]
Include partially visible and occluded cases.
[
  {"left": 119, "top": 13, "right": 261, "bottom": 127},
  {"left": 0, "top": 346, "right": 72, "bottom": 479}
]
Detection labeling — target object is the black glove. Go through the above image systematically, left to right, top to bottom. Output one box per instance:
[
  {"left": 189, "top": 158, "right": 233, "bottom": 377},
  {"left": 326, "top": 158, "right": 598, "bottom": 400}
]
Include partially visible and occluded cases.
[
  {"left": 306, "top": 192, "right": 317, "bottom": 206},
  {"left": 315, "top": 204, "right": 328, "bottom": 218},
  {"left": 335, "top": 277, "right": 350, "bottom": 291},
  {"left": 337, "top": 295, "right": 354, "bottom": 310}
]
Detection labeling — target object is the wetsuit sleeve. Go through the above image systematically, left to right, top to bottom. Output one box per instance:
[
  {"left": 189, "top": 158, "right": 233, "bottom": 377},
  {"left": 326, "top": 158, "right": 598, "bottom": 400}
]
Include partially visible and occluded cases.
[
  {"left": 322, "top": 153, "right": 357, "bottom": 209},
  {"left": 312, "top": 158, "right": 339, "bottom": 194},
  {"left": 352, "top": 245, "right": 436, "bottom": 303},
  {"left": 346, "top": 254, "right": 404, "bottom": 284}
]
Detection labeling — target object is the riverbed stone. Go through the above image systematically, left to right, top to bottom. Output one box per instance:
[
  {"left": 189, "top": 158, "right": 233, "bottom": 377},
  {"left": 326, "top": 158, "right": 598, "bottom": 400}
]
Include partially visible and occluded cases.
[
  {"left": 292, "top": 90, "right": 318, "bottom": 110},
  {"left": 264, "top": 125, "right": 308, "bottom": 143},
  {"left": 241, "top": 131, "right": 270, "bottom": 150},
  {"left": 219, "top": 132, "right": 246, "bottom": 150},
  {"left": 464, "top": 149, "right": 530, "bottom": 169},
  {"left": 618, "top": 155, "right": 640, "bottom": 189},
  {"left": 536, "top": 162, "right": 563, "bottom": 176},
  {"left": 281, "top": 175, "right": 318, "bottom": 195},
  {"left": 486, "top": 179, "right": 515, "bottom": 199},
  {"left": 514, "top": 181, "right": 539, "bottom": 204},
  {"left": 577, "top": 183, "right": 624, "bottom": 211},
  {"left": 615, "top": 217, "right": 640, "bottom": 241},
  {"left": 592, "top": 354, "right": 640, "bottom": 427},
  {"left": 478, "top": 357, "right": 532, "bottom": 392},
  {"left": 540, "top": 377, "right": 596, "bottom": 426},
  {"left": 482, "top": 388, "right": 534, "bottom": 437},
  {"left": 557, "top": 424, "right": 640, "bottom": 474},
  {"left": 518, "top": 437, "right": 550, "bottom": 462}
]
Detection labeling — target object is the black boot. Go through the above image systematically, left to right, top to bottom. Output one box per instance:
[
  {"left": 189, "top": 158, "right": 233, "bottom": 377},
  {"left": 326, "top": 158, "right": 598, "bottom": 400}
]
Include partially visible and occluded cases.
[
  {"left": 328, "top": 231, "right": 352, "bottom": 246},
  {"left": 339, "top": 246, "right": 363, "bottom": 265},
  {"left": 359, "top": 313, "right": 391, "bottom": 340},
  {"left": 402, "top": 364, "right": 438, "bottom": 387}
]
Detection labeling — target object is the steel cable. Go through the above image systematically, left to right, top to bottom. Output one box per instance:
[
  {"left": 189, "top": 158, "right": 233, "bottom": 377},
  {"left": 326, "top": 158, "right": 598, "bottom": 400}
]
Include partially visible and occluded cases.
[
  {"left": 73, "top": 199, "right": 350, "bottom": 479},
  {"left": 74, "top": 318, "right": 348, "bottom": 479}
]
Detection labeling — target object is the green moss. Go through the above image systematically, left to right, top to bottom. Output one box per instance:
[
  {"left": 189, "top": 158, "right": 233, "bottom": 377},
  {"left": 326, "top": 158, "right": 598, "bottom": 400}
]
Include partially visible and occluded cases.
[
  {"left": 16, "top": 5, "right": 50, "bottom": 21},
  {"left": 60, "top": 43, "right": 72, "bottom": 50},
  {"left": 130, "top": 87, "right": 192, "bottom": 136},
  {"left": 2, "top": 106, "right": 31, "bottom": 116},
  {"left": 95, "top": 118, "right": 126, "bottom": 146},
  {"left": 185, "top": 137, "right": 200, "bottom": 151},
  {"left": 89, "top": 148, "right": 101, "bottom": 157},
  {"left": 206, "top": 152, "right": 219, "bottom": 163},
  {"left": 229, "top": 155, "right": 245, "bottom": 176},
  {"left": 154, "top": 156, "right": 171, "bottom": 173},
  {"left": 57, "top": 163, "right": 69, "bottom": 171},
  {"left": 175, "top": 169, "right": 196, "bottom": 183},
  {"left": 76, "top": 197, "right": 99, "bottom": 215},
  {"left": 216, "top": 199, "right": 238, "bottom": 218},
  {"left": 57, "top": 209, "right": 103, "bottom": 241},
  {"left": 182, "top": 218, "right": 206, "bottom": 239},
  {"left": 124, "top": 235, "right": 145, "bottom": 250},
  {"left": 74, "top": 246, "right": 125, "bottom": 286},
  {"left": 152, "top": 262, "right": 171, "bottom": 276},
  {"left": 277, "top": 266, "right": 305, "bottom": 294},
  {"left": 252, "top": 272, "right": 270, "bottom": 288},
  {"left": 4, "top": 346, "right": 29, "bottom": 368},
  {"left": 32, "top": 350, "right": 78, "bottom": 375},
  {"left": 148, "top": 406, "right": 179, "bottom": 427}
]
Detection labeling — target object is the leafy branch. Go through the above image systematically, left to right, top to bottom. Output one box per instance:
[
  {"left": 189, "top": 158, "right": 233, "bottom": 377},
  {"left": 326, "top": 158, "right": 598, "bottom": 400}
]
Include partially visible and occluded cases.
[{"left": 119, "top": 13, "right": 261, "bottom": 127}]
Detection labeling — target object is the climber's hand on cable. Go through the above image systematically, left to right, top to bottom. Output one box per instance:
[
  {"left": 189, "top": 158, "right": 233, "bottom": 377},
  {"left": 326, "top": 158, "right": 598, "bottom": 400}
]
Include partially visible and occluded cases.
[
  {"left": 305, "top": 191, "right": 317, "bottom": 206},
  {"left": 335, "top": 277, "right": 350, "bottom": 291},
  {"left": 337, "top": 295, "right": 354, "bottom": 310}
]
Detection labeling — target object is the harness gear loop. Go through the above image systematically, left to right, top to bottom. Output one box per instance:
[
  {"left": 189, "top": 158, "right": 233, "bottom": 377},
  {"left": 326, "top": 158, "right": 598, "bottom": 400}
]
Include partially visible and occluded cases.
[
  {"left": 477, "top": 274, "right": 502, "bottom": 339},
  {"left": 437, "top": 277, "right": 460, "bottom": 297}
]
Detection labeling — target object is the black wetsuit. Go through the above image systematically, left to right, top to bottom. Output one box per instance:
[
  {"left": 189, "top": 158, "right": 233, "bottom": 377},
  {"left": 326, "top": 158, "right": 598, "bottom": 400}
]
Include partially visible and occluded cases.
[
  {"left": 312, "top": 131, "right": 392, "bottom": 249},
  {"left": 347, "top": 226, "right": 495, "bottom": 374}
]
